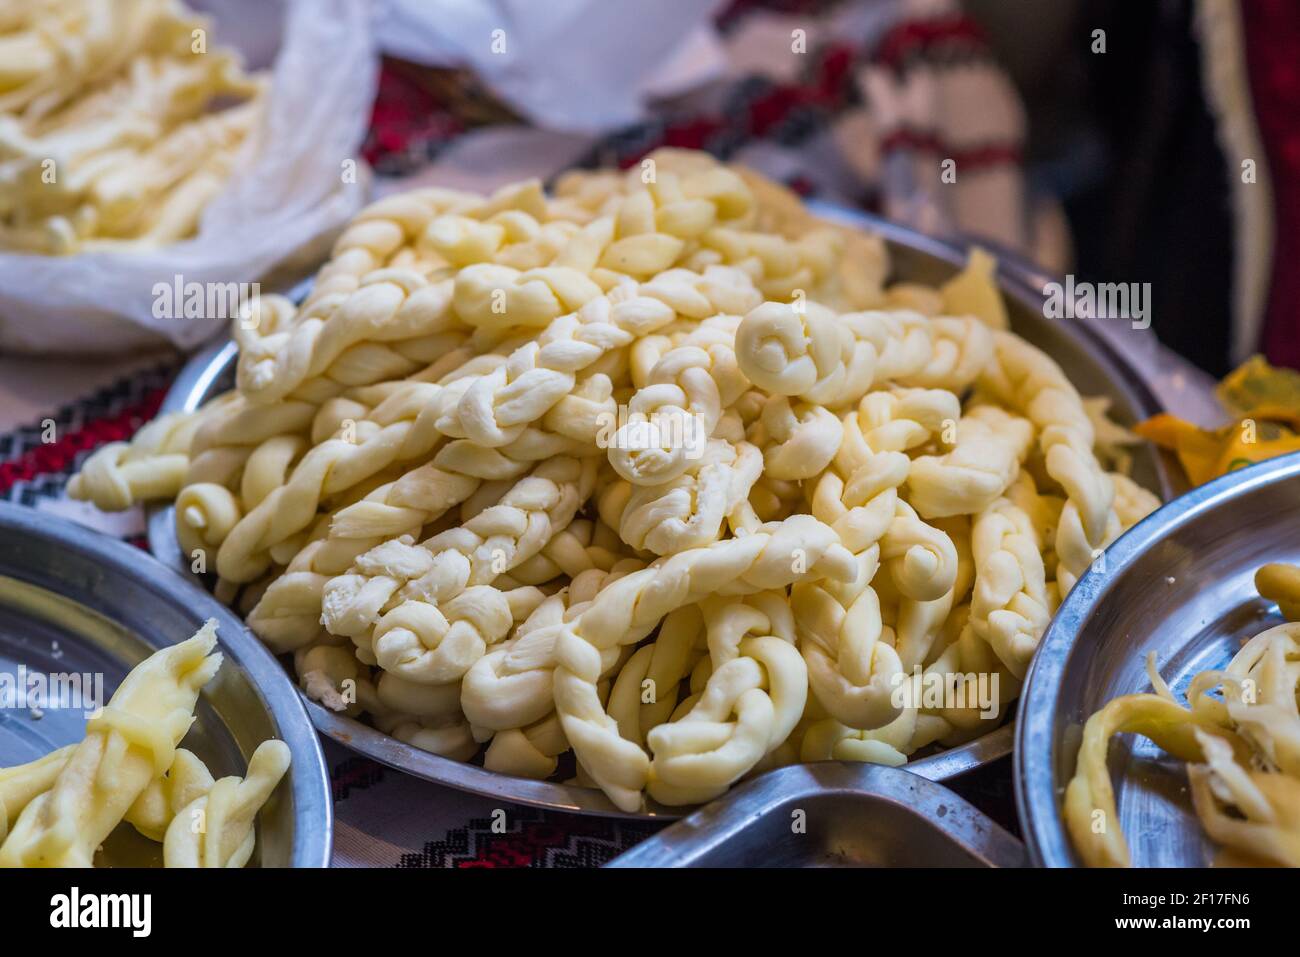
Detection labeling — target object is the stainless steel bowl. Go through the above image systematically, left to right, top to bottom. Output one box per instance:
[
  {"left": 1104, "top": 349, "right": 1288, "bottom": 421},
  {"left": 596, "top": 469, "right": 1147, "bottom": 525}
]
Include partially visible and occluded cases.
[
  {"left": 149, "top": 208, "right": 1172, "bottom": 818},
  {"left": 1017, "top": 452, "right": 1300, "bottom": 866},
  {"left": 0, "top": 502, "right": 332, "bottom": 866},
  {"left": 607, "top": 762, "right": 1026, "bottom": 867}
]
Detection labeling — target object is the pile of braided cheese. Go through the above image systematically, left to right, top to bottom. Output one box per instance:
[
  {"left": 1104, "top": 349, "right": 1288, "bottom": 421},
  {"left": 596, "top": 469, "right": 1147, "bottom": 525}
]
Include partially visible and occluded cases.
[
  {"left": 0, "top": 0, "right": 263, "bottom": 253},
  {"left": 70, "top": 149, "right": 1159, "bottom": 812},
  {"left": 1066, "top": 563, "right": 1300, "bottom": 867},
  {"left": 0, "top": 621, "right": 289, "bottom": 867}
]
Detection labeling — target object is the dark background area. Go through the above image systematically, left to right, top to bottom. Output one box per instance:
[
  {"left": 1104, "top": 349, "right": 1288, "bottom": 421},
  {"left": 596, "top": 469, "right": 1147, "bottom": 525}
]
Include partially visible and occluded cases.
[{"left": 974, "top": 0, "right": 1234, "bottom": 376}]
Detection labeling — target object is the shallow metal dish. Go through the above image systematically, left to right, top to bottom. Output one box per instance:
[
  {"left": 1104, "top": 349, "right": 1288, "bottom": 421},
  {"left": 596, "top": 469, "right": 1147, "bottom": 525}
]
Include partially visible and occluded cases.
[
  {"left": 149, "top": 208, "right": 1172, "bottom": 817},
  {"left": 1017, "top": 452, "right": 1300, "bottom": 866},
  {"left": 0, "top": 502, "right": 331, "bottom": 866},
  {"left": 607, "top": 762, "right": 1025, "bottom": 867}
]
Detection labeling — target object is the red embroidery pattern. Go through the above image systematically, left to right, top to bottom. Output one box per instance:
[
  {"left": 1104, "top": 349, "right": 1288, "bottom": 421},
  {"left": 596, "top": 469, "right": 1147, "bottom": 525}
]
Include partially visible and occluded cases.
[{"left": 0, "top": 388, "right": 167, "bottom": 498}]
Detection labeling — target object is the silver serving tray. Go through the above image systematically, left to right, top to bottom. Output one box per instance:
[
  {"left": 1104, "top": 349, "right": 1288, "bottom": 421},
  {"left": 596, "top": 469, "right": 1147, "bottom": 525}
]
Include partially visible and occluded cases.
[
  {"left": 149, "top": 208, "right": 1173, "bottom": 818},
  {"left": 1018, "top": 451, "right": 1300, "bottom": 866},
  {"left": 0, "top": 502, "right": 332, "bottom": 867},
  {"left": 607, "top": 762, "right": 1026, "bottom": 867}
]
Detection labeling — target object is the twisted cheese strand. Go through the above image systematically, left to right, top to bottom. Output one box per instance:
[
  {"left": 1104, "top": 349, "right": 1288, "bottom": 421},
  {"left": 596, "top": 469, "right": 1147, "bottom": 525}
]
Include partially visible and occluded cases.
[
  {"left": 0, "top": 0, "right": 262, "bottom": 252},
  {"left": 0, "top": 0, "right": 195, "bottom": 116},
  {"left": 305, "top": 180, "right": 549, "bottom": 309},
  {"left": 215, "top": 267, "right": 758, "bottom": 581},
  {"left": 235, "top": 270, "right": 467, "bottom": 405},
  {"left": 443, "top": 270, "right": 706, "bottom": 447},
  {"left": 900, "top": 316, "right": 996, "bottom": 391},
  {"left": 978, "top": 331, "right": 1119, "bottom": 594},
  {"left": 796, "top": 389, "right": 956, "bottom": 730},
  {"left": 826, "top": 390, "right": 961, "bottom": 598},
  {"left": 748, "top": 394, "right": 844, "bottom": 481},
  {"left": 906, "top": 404, "right": 1034, "bottom": 519},
  {"left": 67, "top": 410, "right": 202, "bottom": 510},
  {"left": 245, "top": 423, "right": 607, "bottom": 651},
  {"left": 320, "top": 456, "right": 594, "bottom": 653},
  {"left": 968, "top": 483, "right": 1052, "bottom": 679},
  {"left": 553, "top": 514, "right": 854, "bottom": 811},
  {"left": 488, "top": 516, "right": 630, "bottom": 588},
  {"left": 461, "top": 563, "right": 644, "bottom": 733},
  {"left": 645, "top": 593, "right": 805, "bottom": 805},
  {"left": 607, "top": 605, "right": 705, "bottom": 749},
  {"left": 1066, "top": 621, "right": 1300, "bottom": 867},
  {"left": 0, "top": 622, "right": 220, "bottom": 867},
  {"left": 483, "top": 714, "right": 570, "bottom": 780},
  {"left": 162, "top": 739, "right": 290, "bottom": 868},
  {"left": 1, "top": 745, "right": 218, "bottom": 849},
  {"left": 0, "top": 746, "right": 74, "bottom": 845},
  {"left": 122, "top": 749, "right": 215, "bottom": 843}
]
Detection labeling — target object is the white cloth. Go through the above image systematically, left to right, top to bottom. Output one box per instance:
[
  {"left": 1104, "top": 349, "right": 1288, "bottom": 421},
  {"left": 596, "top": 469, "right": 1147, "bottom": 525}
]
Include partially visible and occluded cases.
[
  {"left": 0, "top": 0, "right": 377, "bottom": 354},
  {"left": 374, "top": 0, "right": 728, "bottom": 132}
]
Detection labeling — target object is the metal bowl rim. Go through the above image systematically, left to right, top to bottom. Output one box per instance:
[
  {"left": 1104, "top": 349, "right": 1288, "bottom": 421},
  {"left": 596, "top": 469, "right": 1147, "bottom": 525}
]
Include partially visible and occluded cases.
[
  {"left": 1014, "top": 450, "right": 1300, "bottom": 867},
  {"left": 0, "top": 500, "right": 333, "bottom": 867},
  {"left": 304, "top": 696, "right": 1015, "bottom": 819}
]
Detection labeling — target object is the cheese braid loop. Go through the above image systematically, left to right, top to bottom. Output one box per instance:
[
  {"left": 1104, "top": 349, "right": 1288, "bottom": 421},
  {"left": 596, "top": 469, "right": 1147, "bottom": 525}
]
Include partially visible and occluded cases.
[
  {"left": 734, "top": 301, "right": 936, "bottom": 407},
  {"left": 606, "top": 313, "right": 753, "bottom": 486},
  {"left": 748, "top": 394, "right": 844, "bottom": 481},
  {"left": 906, "top": 404, "right": 1034, "bottom": 519},
  {"left": 66, "top": 410, "right": 204, "bottom": 511},
  {"left": 598, "top": 435, "right": 764, "bottom": 556},
  {"left": 553, "top": 514, "right": 854, "bottom": 811},
  {"left": 462, "top": 563, "right": 646, "bottom": 734},
  {"left": 646, "top": 594, "right": 806, "bottom": 805},
  {"left": 607, "top": 605, "right": 706, "bottom": 749}
]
